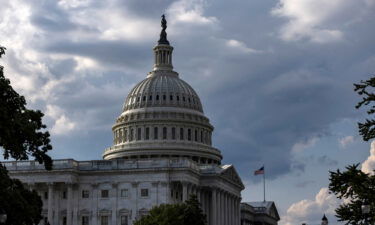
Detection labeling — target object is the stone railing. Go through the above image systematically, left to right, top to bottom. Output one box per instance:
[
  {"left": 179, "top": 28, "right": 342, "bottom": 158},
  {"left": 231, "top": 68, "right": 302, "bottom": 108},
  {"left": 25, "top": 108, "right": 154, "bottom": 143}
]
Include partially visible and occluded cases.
[{"left": 2, "top": 158, "right": 208, "bottom": 172}]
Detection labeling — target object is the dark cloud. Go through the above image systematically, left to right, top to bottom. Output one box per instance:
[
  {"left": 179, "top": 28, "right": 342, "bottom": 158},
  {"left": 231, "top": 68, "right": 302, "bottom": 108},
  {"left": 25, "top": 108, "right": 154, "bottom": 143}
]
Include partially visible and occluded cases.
[{"left": 4, "top": 0, "right": 375, "bottom": 183}]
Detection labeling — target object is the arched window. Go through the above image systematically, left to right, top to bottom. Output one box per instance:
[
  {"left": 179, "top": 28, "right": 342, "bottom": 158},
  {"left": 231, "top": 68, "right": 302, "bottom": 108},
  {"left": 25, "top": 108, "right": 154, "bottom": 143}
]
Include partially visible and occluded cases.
[
  {"left": 149, "top": 95, "right": 152, "bottom": 100},
  {"left": 156, "top": 95, "right": 159, "bottom": 101},
  {"left": 163, "top": 95, "right": 166, "bottom": 100},
  {"left": 170, "top": 95, "right": 173, "bottom": 101},
  {"left": 143, "top": 96, "right": 146, "bottom": 101},
  {"left": 177, "top": 96, "right": 180, "bottom": 101},
  {"left": 183, "top": 97, "right": 186, "bottom": 102},
  {"left": 145, "top": 127, "right": 150, "bottom": 140},
  {"left": 154, "top": 127, "right": 158, "bottom": 139},
  {"left": 163, "top": 127, "right": 167, "bottom": 139},
  {"left": 172, "top": 127, "right": 176, "bottom": 140},
  {"left": 137, "top": 128, "right": 141, "bottom": 140},
  {"left": 180, "top": 128, "right": 184, "bottom": 140},
  {"left": 188, "top": 129, "right": 191, "bottom": 141},
  {"left": 194, "top": 130, "right": 197, "bottom": 141},
  {"left": 200, "top": 130, "right": 203, "bottom": 143}
]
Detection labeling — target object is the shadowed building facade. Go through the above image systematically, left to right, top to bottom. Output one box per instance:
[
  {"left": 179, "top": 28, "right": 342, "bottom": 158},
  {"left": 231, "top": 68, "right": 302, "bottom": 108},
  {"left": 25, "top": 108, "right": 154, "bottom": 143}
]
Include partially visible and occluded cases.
[{"left": 4, "top": 17, "right": 245, "bottom": 225}]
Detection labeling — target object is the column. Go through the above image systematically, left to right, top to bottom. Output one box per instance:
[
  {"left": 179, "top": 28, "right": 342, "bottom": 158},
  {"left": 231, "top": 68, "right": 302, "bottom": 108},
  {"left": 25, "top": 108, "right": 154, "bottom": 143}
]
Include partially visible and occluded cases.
[
  {"left": 152, "top": 181, "right": 160, "bottom": 204},
  {"left": 132, "top": 182, "right": 139, "bottom": 221},
  {"left": 182, "top": 182, "right": 188, "bottom": 202},
  {"left": 47, "top": 183, "right": 54, "bottom": 224},
  {"left": 67, "top": 183, "right": 73, "bottom": 225},
  {"left": 91, "top": 183, "right": 98, "bottom": 225},
  {"left": 111, "top": 183, "right": 118, "bottom": 225},
  {"left": 54, "top": 186, "right": 60, "bottom": 225},
  {"left": 197, "top": 187, "right": 201, "bottom": 203},
  {"left": 211, "top": 189, "right": 217, "bottom": 225},
  {"left": 201, "top": 190, "right": 206, "bottom": 214},
  {"left": 217, "top": 190, "right": 222, "bottom": 225},
  {"left": 221, "top": 191, "right": 225, "bottom": 225},
  {"left": 225, "top": 193, "right": 228, "bottom": 225},
  {"left": 230, "top": 196, "right": 234, "bottom": 225},
  {"left": 237, "top": 197, "right": 241, "bottom": 225}
]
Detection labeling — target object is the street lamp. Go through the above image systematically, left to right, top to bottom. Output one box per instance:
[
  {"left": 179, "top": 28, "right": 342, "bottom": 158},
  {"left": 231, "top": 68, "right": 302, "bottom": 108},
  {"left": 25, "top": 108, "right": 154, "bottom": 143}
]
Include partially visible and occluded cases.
[
  {"left": 362, "top": 199, "right": 370, "bottom": 225},
  {"left": 0, "top": 212, "right": 7, "bottom": 224}
]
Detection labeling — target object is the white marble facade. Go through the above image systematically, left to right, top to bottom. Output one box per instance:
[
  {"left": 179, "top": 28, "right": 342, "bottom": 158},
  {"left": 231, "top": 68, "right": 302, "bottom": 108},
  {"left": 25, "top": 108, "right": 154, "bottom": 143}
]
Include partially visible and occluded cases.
[
  {"left": 4, "top": 19, "right": 245, "bottom": 225},
  {"left": 5, "top": 158, "right": 243, "bottom": 225}
]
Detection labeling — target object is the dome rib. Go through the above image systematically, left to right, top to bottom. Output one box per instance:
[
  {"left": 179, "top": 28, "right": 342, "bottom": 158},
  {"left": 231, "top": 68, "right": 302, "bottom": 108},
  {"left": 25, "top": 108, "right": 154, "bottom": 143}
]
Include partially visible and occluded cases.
[{"left": 122, "top": 74, "right": 203, "bottom": 113}]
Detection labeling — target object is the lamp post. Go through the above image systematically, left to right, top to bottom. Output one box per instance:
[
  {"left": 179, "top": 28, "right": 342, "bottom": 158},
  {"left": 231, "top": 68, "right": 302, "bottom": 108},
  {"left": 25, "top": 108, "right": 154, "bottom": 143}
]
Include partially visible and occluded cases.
[
  {"left": 362, "top": 199, "right": 370, "bottom": 225},
  {"left": 0, "top": 212, "right": 7, "bottom": 224}
]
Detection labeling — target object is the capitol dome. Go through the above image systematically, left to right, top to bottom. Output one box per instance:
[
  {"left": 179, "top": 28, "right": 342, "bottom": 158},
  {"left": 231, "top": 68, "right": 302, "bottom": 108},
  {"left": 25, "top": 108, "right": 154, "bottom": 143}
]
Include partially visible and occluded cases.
[{"left": 103, "top": 19, "right": 222, "bottom": 164}]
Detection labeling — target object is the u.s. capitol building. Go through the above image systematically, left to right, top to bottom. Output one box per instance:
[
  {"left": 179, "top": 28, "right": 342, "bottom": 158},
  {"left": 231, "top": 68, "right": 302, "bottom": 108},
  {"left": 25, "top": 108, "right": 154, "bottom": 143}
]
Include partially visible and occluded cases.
[{"left": 4, "top": 17, "right": 279, "bottom": 225}]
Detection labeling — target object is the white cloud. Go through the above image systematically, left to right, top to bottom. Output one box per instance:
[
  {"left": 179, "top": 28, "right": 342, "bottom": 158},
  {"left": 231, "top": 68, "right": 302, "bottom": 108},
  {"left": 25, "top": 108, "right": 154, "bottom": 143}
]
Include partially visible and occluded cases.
[
  {"left": 167, "top": 0, "right": 218, "bottom": 25},
  {"left": 271, "top": 0, "right": 373, "bottom": 43},
  {"left": 225, "top": 39, "right": 260, "bottom": 54},
  {"left": 46, "top": 105, "right": 76, "bottom": 135},
  {"left": 339, "top": 135, "right": 355, "bottom": 148},
  {"left": 292, "top": 137, "right": 319, "bottom": 153},
  {"left": 361, "top": 141, "right": 375, "bottom": 174},
  {"left": 281, "top": 188, "right": 341, "bottom": 225}
]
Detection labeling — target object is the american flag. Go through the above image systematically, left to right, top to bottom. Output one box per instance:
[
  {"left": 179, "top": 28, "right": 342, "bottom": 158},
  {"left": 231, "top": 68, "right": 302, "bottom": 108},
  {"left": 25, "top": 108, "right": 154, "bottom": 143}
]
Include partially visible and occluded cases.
[{"left": 254, "top": 166, "right": 264, "bottom": 175}]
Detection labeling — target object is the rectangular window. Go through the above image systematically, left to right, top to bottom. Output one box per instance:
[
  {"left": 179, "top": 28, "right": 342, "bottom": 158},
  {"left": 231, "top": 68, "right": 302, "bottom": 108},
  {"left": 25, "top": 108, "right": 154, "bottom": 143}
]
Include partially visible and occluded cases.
[
  {"left": 145, "top": 127, "right": 150, "bottom": 140},
  {"left": 154, "top": 127, "right": 158, "bottom": 139},
  {"left": 163, "top": 127, "right": 167, "bottom": 139},
  {"left": 172, "top": 127, "right": 176, "bottom": 140},
  {"left": 130, "top": 128, "right": 134, "bottom": 141},
  {"left": 137, "top": 128, "right": 142, "bottom": 140},
  {"left": 180, "top": 128, "right": 184, "bottom": 140},
  {"left": 124, "top": 129, "right": 128, "bottom": 142},
  {"left": 188, "top": 129, "right": 191, "bottom": 141},
  {"left": 194, "top": 130, "right": 197, "bottom": 141},
  {"left": 200, "top": 131, "right": 203, "bottom": 143},
  {"left": 140, "top": 188, "right": 149, "bottom": 197},
  {"left": 120, "top": 189, "right": 129, "bottom": 198},
  {"left": 82, "top": 190, "right": 89, "bottom": 198},
  {"left": 101, "top": 190, "right": 109, "bottom": 198},
  {"left": 44, "top": 191, "right": 48, "bottom": 200},
  {"left": 62, "top": 191, "right": 67, "bottom": 199},
  {"left": 82, "top": 216, "right": 89, "bottom": 225},
  {"left": 100, "top": 216, "right": 108, "bottom": 225},
  {"left": 120, "top": 216, "right": 128, "bottom": 225},
  {"left": 63, "top": 217, "right": 67, "bottom": 225}
]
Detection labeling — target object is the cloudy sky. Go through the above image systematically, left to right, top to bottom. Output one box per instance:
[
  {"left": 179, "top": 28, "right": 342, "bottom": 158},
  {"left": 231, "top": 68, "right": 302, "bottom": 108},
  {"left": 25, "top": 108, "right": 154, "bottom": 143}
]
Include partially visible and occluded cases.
[{"left": 1, "top": 0, "right": 375, "bottom": 224}]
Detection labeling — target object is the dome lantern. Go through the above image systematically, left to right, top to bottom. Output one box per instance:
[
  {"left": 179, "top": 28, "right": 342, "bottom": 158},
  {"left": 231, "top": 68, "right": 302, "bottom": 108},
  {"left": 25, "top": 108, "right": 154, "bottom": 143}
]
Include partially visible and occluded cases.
[{"left": 153, "top": 15, "right": 173, "bottom": 72}]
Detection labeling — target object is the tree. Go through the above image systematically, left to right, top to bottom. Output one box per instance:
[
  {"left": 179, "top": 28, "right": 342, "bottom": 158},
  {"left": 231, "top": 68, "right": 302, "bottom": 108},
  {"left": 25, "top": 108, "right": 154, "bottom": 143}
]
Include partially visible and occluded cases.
[
  {"left": 0, "top": 46, "right": 53, "bottom": 224},
  {"left": 0, "top": 46, "right": 53, "bottom": 170},
  {"left": 354, "top": 77, "right": 375, "bottom": 141},
  {"left": 0, "top": 164, "right": 43, "bottom": 225},
  {"left": 329, "top": 164, "right": 375, "bottom": 225},
  {"left": 134, "top": 195, "right": 207, "bottom": 225}
]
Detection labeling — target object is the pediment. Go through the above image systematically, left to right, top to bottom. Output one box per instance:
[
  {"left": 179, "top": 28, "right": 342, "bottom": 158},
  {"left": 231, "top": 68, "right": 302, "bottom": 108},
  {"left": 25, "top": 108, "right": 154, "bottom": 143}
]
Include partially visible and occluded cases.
[
  {"left": 221, "top": 165, "right": 244, "bottom": 188},
  {"left": 119, "top": 208, "right": 131, "bottom": 214},
  {"left": 79, "top": 209, "right": 91, "bottom": 216},
  {"left": 99, "top": 209, "right": 111, "bottom": 215}
]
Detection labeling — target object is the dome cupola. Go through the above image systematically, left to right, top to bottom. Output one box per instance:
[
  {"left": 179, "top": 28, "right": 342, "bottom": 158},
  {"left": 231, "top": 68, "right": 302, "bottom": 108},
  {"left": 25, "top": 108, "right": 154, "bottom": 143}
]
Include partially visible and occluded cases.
[{"left": 103, "top": 15, "right": 222, "bottom": 164}]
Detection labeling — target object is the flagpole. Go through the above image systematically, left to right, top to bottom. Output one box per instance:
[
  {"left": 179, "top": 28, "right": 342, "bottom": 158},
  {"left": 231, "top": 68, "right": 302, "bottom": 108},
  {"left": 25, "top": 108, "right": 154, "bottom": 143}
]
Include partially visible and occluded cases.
[{"left": 263, "top": 165, "right": 265, "bottom": 202}]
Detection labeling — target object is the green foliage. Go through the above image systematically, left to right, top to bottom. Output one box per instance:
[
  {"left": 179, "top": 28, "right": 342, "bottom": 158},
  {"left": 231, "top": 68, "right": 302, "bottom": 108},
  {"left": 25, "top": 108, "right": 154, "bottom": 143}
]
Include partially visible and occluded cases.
[
  {"left": 0, "top": 46, "right": 52, "bottom": 169},
  {"left": 0, "top": 46, "right": 52, "bottom": 224},
  {"left": 354, "top": 77, "right": 375, "bottom": 141},
  {"left": 0, "top": 163, "right": 43, "bottom": 225},
  {"left": 329, "top": 164, "right": 375, "bottom": 225},
  {"left": 134, "top": 195, "right": 207, "bottom": 225}
]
